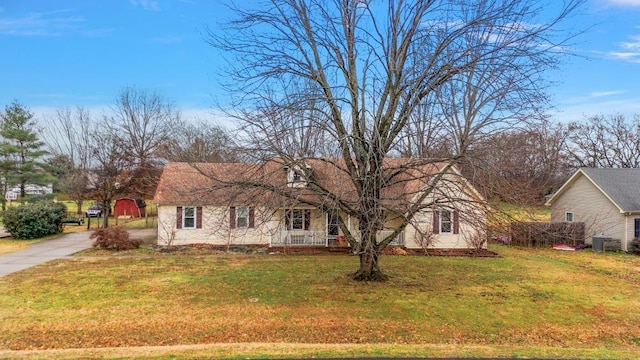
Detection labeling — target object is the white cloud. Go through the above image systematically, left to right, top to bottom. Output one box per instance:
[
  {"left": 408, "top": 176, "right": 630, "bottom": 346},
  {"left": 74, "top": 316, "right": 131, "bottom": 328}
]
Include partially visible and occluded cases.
[
  {"left": 131, "top": 0, "right": 160, "bottom": 11},
  {"left": 603, "top": 0, "right": 640, "bottom": 6},
  {"left": 0, "top": 9, "right": 84, "bottom": 36},
  {"left": 607, "top": 33, "right": 640, "bottom": 63},
  {"left": 621, "top": 34, "right": 640, "bottom": 51},
  {"left": 608, "top": 51, "right": 640, "bottom": 62},
  {"left": 590, "top": 90, "right": 626, "bottom": 98},
  {"left": 553, "top": 97, "right": 640, "bottom": 123}
]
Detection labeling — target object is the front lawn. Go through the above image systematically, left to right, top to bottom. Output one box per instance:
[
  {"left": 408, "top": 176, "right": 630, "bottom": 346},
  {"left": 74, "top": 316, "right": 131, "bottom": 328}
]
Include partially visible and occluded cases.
[
  {"left": 0, "top": 238, "right": 43, "bottom": 256},
  {"left": 0, "top": 246, "right": 639, "bottom": 359}
]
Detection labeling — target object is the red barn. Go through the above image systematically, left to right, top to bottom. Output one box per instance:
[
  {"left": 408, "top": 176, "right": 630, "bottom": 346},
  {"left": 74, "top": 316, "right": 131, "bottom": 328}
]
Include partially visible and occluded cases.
[{"left": 113, "top": 198, "right": 146, "bottom": 218}]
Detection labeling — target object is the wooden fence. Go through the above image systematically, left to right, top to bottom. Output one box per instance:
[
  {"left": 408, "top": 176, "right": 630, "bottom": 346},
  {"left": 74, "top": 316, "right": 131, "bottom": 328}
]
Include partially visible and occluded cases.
[{"left": 510, "top": 222, "right": 585, "bottom": 247}]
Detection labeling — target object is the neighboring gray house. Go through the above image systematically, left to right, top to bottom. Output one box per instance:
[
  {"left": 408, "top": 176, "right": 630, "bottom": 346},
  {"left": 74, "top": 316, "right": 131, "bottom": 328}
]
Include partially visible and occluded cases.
[{"left": 546, "top": 168, "right": 640, "bottom": 251}]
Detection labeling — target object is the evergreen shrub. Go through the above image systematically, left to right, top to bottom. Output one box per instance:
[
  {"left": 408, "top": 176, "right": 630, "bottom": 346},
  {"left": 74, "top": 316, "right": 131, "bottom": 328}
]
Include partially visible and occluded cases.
[{"left": 2, "top": 202, "right": 67, "bottom": 239}]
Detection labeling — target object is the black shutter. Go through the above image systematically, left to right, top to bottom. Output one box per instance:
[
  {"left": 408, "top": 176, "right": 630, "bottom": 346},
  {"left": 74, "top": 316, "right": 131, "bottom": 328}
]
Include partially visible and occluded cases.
[
  {"left": 176, "top": 206, "right": 183, "bottom": 229},
  {"left": 196, "top": 206, "right": 203, "bottom": 229},
  {"left": 230, "top": 207, "right": 236, "bottom": 229},
  {"left": 249, "top": 207, "right": 255, "bottom": 228},
  {"left": 285, "top": 209, "right": 291, "bottom": 229},
  {"left": 304, "top": 209, "right": 311, "bottom": 231},
  {"left": 432, "top": 210, "right": 439, "bottom": 234},
  {"left": 453, "top": 210, "right": 459, "bottom": 234}
]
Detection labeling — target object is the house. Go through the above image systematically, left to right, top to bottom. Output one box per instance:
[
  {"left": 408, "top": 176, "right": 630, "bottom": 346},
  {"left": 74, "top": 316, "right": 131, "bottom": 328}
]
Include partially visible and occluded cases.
[
  {"left": 153, "top": 159, "right": 487, "bottom": 249},
  {"left": 545, "top": 168, "right": 640, "bottom": 251},
  {"left": 5, "top": 183, "right": 53, "bottom": 200},
  {"left": 113, "top": 198, "right": 146, "bottom": 218}
]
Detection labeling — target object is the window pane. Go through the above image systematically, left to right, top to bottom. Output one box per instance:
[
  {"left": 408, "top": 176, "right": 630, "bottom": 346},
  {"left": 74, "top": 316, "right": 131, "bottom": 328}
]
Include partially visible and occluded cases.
[
  {"left": 184, "top": 207, "right": 195, "bottom": 228},
  {"left": 237, "top": 207, "right": 248, "bottom": 228},
  {"left": 292, "top": 209, "right": 304, "bottom": 230},
  {"left": 440, "top": 210, "right": 452, "bottom": 233},
  {"left": 565, "top": 212, "right": 573, "bottom": 222}
]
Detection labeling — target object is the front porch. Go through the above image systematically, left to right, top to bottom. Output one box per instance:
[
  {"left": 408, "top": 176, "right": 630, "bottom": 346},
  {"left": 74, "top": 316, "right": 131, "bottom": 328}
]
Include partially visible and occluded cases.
[{"left": 270, "top": 229, "right": 405, "bottom": 247}]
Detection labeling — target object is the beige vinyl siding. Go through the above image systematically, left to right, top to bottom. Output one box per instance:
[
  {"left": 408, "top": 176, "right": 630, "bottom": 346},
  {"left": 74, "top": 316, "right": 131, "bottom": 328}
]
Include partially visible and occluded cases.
[
  {"left": 403, "top": 172, "right": 487, "bottom": 250},
  {"left": 550, "top": 175, "right": 624, "bottom": 244},
  {"left": 157, "top": 205, "right": 271, "bottom": 246},
  {"left": 404, "top": 209, "right": 484, "bottom": 249},
  {"left": 622, "top": 214, "right": 640, "bottom": 252}
]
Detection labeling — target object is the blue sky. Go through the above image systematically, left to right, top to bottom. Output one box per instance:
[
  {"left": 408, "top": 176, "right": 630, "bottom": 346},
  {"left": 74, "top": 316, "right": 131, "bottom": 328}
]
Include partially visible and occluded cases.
[{"left": 0, "top": 0, "right": 639, "bottom": 125}]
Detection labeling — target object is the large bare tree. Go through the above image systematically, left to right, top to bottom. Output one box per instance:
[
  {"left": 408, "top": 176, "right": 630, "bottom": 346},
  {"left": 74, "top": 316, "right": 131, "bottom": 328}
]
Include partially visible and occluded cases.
[
  {"left": 209, "top": 0, "right": 583, "bottom": 281},
  {"left": 108, "top": 86, "right": 180, "bottom": 198},
  {"left": 41, "top": 107, "right": 93, "bottom": 214},
  {"left": 89, "top": 125, "right": 130, "bottom": 228}
]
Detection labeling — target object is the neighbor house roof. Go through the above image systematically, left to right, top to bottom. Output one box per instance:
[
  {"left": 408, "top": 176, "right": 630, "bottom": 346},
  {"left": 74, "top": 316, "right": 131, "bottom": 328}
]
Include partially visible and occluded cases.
[
  {"left": 153, "top": 159, "right": 482, "bottom": 208},
  {"left": 546, "top": 168, "right": 640, "bottom": 213}
]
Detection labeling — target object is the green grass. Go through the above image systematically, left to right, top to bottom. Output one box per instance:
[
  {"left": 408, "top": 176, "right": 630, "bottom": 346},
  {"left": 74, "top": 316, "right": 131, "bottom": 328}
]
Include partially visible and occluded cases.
[
  {"left": 496, "top": 201, "right": 551, "bottom": 221},
  {"left": 488, "top": 202, "right": 552, "bottom": 235},
  {"left": 1, "top": 245, "right": 640, "bottom": 358}
]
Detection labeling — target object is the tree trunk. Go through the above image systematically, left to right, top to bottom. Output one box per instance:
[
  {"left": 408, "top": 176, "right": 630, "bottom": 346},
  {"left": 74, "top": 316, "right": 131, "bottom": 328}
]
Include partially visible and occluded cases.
[
  {"left": 76, "top": 200, "right": 83, "bottom": 215},
  {"left": 102, "top": 201, "right": 109, "bottom": 228},
  {"left": 353, "top": 230, "right": 388, "bottom": 281},
  {"left": 353, "top": 247, "right": 388, "bottom": 281}
]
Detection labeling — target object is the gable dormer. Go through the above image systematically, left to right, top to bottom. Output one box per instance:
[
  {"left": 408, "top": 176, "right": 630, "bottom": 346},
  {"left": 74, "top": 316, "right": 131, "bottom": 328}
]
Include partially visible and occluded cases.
[{"left": 285, "top": 162, "right": 311, "bottom": 188}]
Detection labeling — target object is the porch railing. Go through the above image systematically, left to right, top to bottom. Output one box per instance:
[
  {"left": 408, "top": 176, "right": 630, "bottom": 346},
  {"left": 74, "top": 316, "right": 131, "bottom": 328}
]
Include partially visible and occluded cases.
[
  {"left": 271, "top": 230, "right": 405, "bottom": 247},
  {"left": 272, "top": 230, "right": 327, "bottom": 246},
  {"left": 377, "top": 230, "right": 405, "bottom": 246}
]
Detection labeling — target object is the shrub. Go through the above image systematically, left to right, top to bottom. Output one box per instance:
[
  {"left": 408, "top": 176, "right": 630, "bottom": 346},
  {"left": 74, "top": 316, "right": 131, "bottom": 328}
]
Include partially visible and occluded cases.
[
  {"left": 2, "top": 202, "right": 67, "bottom": 239},
  {"left": 90, "top": 227, "right": 142, "bottom": 251},
  {"left": 630, "top": 238, "right": 640, "bottom": 255}
]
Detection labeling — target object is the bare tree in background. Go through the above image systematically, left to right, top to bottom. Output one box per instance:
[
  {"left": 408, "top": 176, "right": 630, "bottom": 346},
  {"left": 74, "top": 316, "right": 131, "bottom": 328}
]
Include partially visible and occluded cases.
[
  {"left": 209, "top": 0, "right": 583, "bottom": 281},
  {"left": 108, "top": 86, "right": 180, "bottom": 198},
  {"left": 41, "top": 107, "right": 93, "bottom": 214},
  {"left": 566, "top": 114, "right": 640, "bottom": 168},
  {"left": 159, "top": 120, "right": 240, "bottom": 163},
  {"left": 462, "top": 123, "right": 571, "bottom": 205},
  {"left": 89, "top": 125, "right": 130, "bottom": 228}
]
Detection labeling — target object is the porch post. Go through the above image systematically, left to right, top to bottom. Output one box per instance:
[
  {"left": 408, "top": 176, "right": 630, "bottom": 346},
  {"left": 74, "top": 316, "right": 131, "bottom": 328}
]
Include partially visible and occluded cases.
[
  {"left": 268, "top": 208, "right": 273, "bottom": 247},
  {"left": 325, "top": 212, "right": 329, "bottom": 247}
]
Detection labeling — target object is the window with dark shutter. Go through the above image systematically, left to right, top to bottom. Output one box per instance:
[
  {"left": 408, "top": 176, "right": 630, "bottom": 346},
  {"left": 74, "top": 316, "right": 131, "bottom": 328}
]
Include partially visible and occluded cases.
[{"left": 249, "top": 207, "right": 255, "bottom": 228}]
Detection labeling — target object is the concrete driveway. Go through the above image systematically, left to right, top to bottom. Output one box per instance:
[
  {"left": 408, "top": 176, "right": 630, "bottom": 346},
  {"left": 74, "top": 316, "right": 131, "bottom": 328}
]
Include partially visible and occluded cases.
[{"left": 0, "top": 229, "right": 156, "bottom": 277}]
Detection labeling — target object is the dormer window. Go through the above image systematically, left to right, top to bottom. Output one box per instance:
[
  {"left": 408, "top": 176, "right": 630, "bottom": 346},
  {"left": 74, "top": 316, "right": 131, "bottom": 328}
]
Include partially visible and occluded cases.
[
  {"left": 286, "top": 162, "right": 310, "bottom": 188},
  {"left": 292, "top": 170, "right": 302, "bottom": 182}
]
